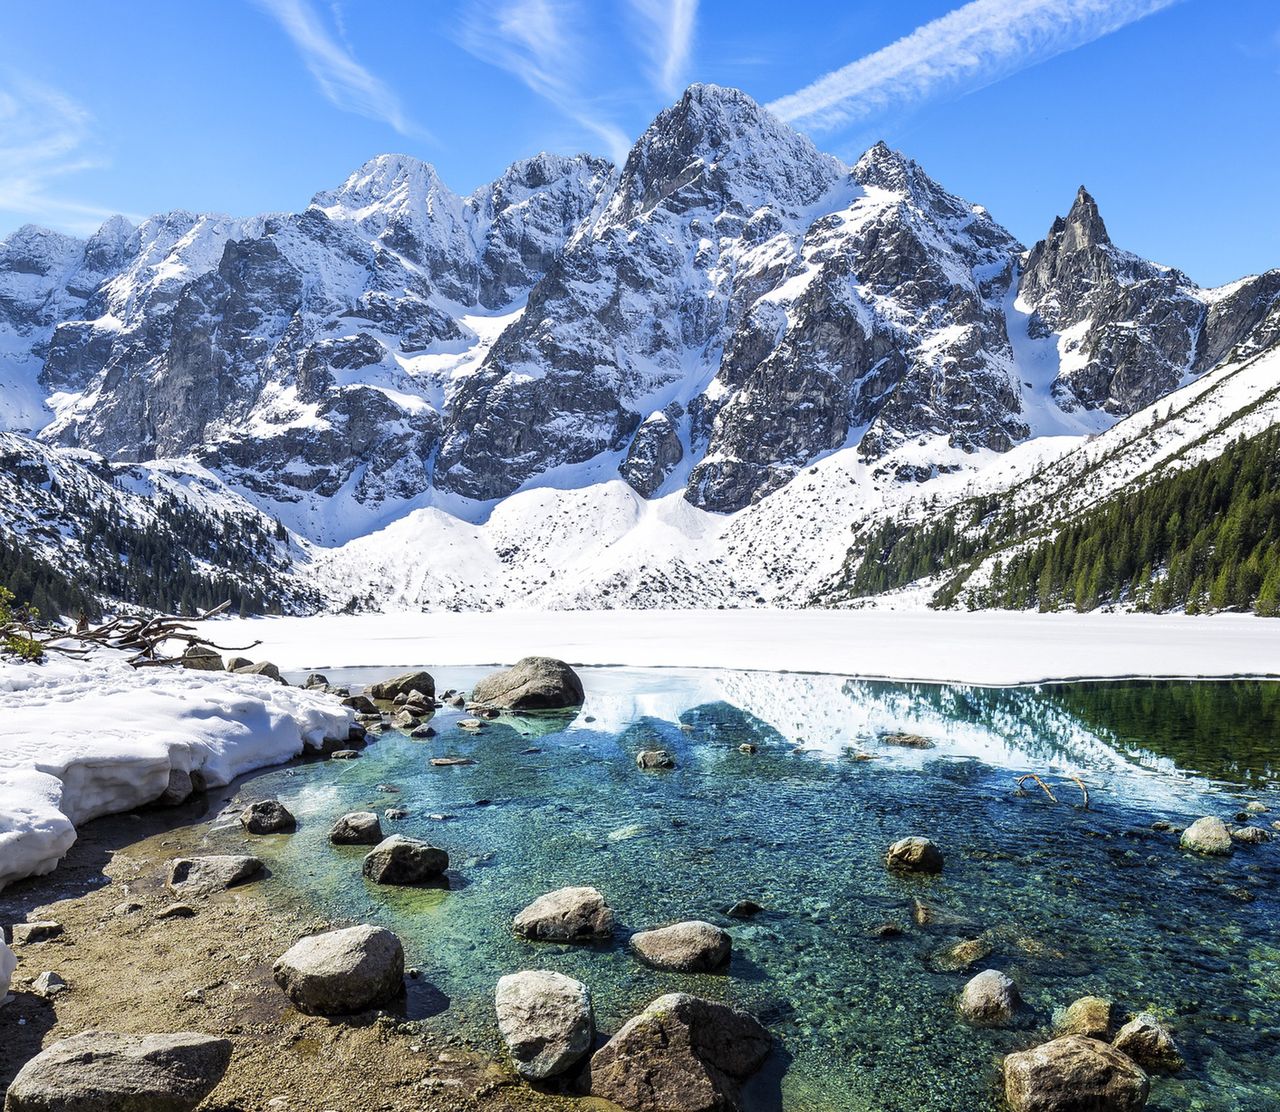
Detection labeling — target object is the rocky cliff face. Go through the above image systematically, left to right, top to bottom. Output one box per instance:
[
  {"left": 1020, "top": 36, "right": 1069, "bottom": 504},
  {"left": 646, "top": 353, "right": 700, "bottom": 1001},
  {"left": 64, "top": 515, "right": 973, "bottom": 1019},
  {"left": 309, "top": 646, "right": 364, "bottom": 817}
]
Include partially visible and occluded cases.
[{"left": 2, "top": 83, "right": 1279, "bottom": 548}]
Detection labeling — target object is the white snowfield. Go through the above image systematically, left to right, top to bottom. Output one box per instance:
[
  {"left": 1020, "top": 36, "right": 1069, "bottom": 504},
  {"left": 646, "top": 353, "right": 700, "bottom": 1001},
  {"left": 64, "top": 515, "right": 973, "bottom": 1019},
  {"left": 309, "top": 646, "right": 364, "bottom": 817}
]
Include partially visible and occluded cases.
[
  {"left": 201, "top": 609, "right": 1280, "bottom": 686},
  {"left": 0, "top": 652, "right": 353, "bottom": 892}
]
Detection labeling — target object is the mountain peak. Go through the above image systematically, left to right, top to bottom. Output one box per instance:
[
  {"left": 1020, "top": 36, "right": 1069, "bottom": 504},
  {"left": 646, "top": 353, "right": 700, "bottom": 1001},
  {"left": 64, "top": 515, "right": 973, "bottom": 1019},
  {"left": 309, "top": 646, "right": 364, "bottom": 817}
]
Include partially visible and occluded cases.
[
  {"left": 604, "top": 82, "right": 841, "bottom": 224},
  {"left": 852, "top": 140, "right": 915, "bottom": 191},
  {"left": 310, "top": 153, "right": 454, "bottom": 227},
  {"left": 1063, "top": 185, "right": 1110, "bottom": 249}
]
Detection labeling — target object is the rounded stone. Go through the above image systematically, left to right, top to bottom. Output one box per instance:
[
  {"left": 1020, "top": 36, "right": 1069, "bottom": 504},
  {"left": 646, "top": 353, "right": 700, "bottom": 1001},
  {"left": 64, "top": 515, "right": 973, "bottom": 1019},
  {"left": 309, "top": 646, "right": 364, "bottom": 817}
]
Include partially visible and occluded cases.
[
  {"left": 470, "top": 657, "right": 585, "bottom": 710},
  {"left": 239, "top": 800, "right": 296, "bottom": 835},
  {"left": 329, "top": 811, "right": 384, "bottom": 846},
  {"left": 1179, "top": 816, "right": 1233, "bottom": 855},
  {"left": 361, "top": 835, "right": 449, "bottom": 885},
  {"left": 885, "top": 836, "right": 944, "bottom": 874},
  {"left": 513, "top": 886, "right": 615, "bottom": 942},
  {"left": 631, "top": 921, "right": 732, "bottom": 972},
  {"left": 272, "top": 924, "right": 404, "bottom": 1015},
  {"left": 495, "top": 969, "right": 595, "bottom": 1079},
  {"left": 960, "top": 969, "right": 1021, "bottom": 1027}
]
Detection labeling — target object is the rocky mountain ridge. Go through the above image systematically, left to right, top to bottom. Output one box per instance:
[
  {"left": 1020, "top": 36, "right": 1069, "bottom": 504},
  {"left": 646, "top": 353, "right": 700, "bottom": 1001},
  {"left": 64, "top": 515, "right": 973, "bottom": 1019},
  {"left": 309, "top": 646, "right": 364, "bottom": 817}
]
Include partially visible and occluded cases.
[{"left": 2, "top": 83, "right": 1279, "bottom": 614}]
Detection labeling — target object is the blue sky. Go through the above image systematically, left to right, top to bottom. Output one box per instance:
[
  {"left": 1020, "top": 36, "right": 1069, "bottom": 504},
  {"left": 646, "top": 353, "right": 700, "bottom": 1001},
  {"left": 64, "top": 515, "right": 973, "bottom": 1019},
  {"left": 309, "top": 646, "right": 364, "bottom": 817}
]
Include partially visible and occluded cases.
[{"left": 1, "top": 0, "right": 1276, "bottom": 286}]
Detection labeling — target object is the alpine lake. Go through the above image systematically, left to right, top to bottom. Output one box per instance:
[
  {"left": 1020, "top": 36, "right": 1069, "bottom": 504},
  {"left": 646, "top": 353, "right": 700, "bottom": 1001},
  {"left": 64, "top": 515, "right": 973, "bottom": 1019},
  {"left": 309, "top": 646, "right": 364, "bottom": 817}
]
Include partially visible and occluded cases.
[{"left": 211, "top": 666, "right": 1280, "bottom": 1112}]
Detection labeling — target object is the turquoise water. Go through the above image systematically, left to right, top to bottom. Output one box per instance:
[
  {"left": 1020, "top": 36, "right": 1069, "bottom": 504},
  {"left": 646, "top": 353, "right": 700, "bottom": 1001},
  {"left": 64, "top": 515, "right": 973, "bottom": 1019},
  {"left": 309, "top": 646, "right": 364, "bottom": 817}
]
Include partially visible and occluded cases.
[{"left": 213, "top": 669, "right": 1280, "bottom": 1111}]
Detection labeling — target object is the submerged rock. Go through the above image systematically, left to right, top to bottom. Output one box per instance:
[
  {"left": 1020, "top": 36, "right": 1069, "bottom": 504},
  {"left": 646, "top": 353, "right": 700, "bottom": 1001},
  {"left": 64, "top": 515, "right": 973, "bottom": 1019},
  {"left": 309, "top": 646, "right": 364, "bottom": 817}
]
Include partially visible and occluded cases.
[
  {"left": 471, "top": 657, "right": 585, "bottom": 710},
  {"left": 368, "top": 670, "right": 436, "bottom": 701},
  {"left": 880, "top": 732, "right": 935, "bottom": 749},
  {"left": 636, "top": 749, "right": 676, "bottom": 770},
  {"left": 239, "top": 800, "right": 296, "bottom": 835},
  {"left": 329, "top": 811, "right": 384, "bottom": 846},
  {"left": 1180, "top": 816, "right": 1233, "bottom": 855},
  {"left": 1230, "top": 825, "right": 1269, "bottom": 845},
  {"left": 362, "top": 835, "right": 448, "bottom": 885},
  {"left": 885, "top": 836, "right": 944, "bottom": 874},
  {"left": 167, "top": 855, "right": 263, "bottom": 897},
  {"left": 513, "top": 886, "right": 615, "bottom": 942},
  {"left": 725, "top": 900, "right": 763, "bottom": 919},
  {"left": 632, "top": 921, "right": 732, "bottom": 972},
  {"left": 273, "top": 925, "right": 404, "bottom": 1015},
  {"left": 934, "top": 937, "right": 992, "bottom": 973},
  {"left": 495, "top": 969, "right": 595, "bottom": 1080},
  {"left": 959, "top": 969, "right": 1021, "bottom": 1027},
  {"left": 586, "top": 993, "right": 771, "bottom": 1112},
  {"left": 1056, "top": 995, "right": 1117, "bottom": 1040},
  {"left": 1112, "top": 1013, "right": 1184, "bottom": 1073},
  {"left": 4, "top": 1031, "right": 232, "bottom": 1112},
  {"left": 1004, "top": 1035, "right": 1149, "bottom": 1112}
]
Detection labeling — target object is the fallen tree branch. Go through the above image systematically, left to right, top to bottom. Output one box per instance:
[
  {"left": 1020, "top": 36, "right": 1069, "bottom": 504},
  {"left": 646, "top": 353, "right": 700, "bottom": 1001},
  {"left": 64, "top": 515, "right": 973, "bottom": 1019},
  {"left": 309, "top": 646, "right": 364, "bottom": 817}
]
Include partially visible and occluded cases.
[{"left": 1013, "top": 772, "right": 1091, "bottom": 809}]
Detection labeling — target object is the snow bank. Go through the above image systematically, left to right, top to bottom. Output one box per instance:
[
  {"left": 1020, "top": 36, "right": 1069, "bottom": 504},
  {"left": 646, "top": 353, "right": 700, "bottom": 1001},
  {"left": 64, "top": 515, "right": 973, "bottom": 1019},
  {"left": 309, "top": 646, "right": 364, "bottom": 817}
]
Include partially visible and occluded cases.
[
  {"left": 199, "top": 609, "right": 1280, "bottom": 686},
  {"left": 0, "top": 652, "right": 353, "bottom": 891},
  {"left": 0, "top": 936, "right": 14, "bottom": 999}
]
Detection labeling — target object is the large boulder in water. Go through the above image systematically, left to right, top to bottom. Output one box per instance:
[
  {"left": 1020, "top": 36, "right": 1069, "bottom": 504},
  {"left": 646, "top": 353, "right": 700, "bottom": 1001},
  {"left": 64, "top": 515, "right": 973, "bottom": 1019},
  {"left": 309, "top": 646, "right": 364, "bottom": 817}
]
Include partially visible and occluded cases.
[
  {"left": 471, "top": 657, "right": 585, "bottom": 710},
  {"left": 367, "top": 670, "right": 436, "bottom": 701},
  {"left": 239, "top": 799, "right": 296, "bottom": 835},
  {"left": 330, "top": 811, "right": 383, "bottom": 845},
  {"left": 1179, "top": 816, "right": 1232, "bottom": 855},
  {"left": 362, "top": 835, "right": 448, "bottom": 885},
  {"left": 885, "top": 836, "right": 944, "bottom": 874},
  {"left": 513, "top": 886, "right": 614, "bottom": 942},
  {"left": 631, "top": 921, "right": 732, "bottom": 972},
  {"left": 273, "top": 924, "right": 404, "bottom": 1015},
  {"left": 495, "top": 969, "right": 595, "bottom": 1080},
  {"left": 959, "top": 969, "right": 1022, "bottom": 1027},
  {"left": 586, "top": 993, "right": 771, "bottom": 1112},
  {"left": 4, "top": 1031, "right": 232, "bottom": 1112},
  {"left": 1004, "top": 1035, "right": 1149, "bottom": 1112}
]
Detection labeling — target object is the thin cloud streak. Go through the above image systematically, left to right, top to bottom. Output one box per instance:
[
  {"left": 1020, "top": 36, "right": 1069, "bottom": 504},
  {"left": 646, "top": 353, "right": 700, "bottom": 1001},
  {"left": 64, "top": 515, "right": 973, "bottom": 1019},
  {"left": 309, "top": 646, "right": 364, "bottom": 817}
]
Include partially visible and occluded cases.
[
  {"left": 255, "top": 0, "right": 425, "bottom": 138},
  {"left": 459, "top": 0, "right": 632, "bottom": 163},
  {"left": 628, "top": 0, "right": 698, "bottom": 96},
  {"left": 769, "top": 0, "right": 1181, "bottom": 133},
  {"left": 0, "top": 78, "right": 134, "bottom": 235}
]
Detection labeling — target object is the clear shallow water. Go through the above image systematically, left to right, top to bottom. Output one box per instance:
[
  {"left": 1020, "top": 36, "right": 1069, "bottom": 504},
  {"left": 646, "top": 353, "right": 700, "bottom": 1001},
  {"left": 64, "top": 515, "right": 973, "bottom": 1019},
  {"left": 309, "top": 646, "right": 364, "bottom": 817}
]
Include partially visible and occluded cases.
[{"left": 214, "top": 669, "right": 1280, "bottom": 1111}]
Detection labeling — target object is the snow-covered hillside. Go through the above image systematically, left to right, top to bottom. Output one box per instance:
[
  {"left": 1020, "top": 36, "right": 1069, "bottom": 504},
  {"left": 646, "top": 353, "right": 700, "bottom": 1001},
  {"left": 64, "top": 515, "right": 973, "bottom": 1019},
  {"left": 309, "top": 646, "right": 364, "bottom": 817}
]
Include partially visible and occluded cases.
[{"left": 2, "top": 82, "right": 1279, "bottom": 615}]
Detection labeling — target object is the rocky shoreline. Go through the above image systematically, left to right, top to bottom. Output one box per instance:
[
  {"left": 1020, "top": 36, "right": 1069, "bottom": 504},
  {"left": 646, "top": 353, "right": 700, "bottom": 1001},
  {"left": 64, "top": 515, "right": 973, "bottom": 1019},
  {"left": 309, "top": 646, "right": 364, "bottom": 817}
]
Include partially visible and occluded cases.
[{"left": 3, "top": 655, "right": 1276, "bottom": 1111}]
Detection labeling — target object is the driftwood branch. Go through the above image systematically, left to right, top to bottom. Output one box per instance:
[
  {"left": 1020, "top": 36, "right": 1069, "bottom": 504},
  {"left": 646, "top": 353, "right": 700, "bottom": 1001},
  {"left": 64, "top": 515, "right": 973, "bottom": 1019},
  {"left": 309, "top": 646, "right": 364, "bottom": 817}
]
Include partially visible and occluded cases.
[
  {"left": 8, "top": 599, "right": 257, "bottom": 669},
  {"left": 1014, "top": 772, "right": 1091, "bottom": 809}
]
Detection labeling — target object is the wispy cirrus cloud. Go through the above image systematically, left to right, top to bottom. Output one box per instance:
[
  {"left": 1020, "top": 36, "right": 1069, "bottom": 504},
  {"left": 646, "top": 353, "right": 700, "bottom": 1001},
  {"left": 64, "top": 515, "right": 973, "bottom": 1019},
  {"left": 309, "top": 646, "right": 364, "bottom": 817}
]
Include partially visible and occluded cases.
[
  {"left": 254, "top": 0, "right": 425, "bottom": 138},
  {"left": 458, "top": 0, "right": 632, "bottom": 162},
  {"left": 627, "top": 0, "right": 698, "bottom": 97},
  {"left": 769, "top": 0, "right": 1182, "bottom": 133},
  {"left": 0, "top": 77, "right": 134, "bottom": 234}
]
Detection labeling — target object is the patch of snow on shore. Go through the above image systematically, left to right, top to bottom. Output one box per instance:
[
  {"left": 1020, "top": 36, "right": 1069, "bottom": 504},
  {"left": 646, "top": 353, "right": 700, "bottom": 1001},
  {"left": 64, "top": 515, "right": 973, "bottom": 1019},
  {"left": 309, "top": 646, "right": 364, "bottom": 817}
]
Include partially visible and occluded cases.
[{"left": 0, "top": 652, "right": 353, "bottom": 891}]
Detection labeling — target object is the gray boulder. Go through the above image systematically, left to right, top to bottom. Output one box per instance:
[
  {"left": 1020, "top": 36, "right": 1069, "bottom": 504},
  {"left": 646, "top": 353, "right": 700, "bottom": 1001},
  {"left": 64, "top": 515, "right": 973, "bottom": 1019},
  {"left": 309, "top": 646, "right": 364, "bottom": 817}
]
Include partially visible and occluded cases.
[
  {"left": 180, "top": 646, "right": 223, "bottom": 672},
  {"left": 470, "top": 657, "right": 585, "bottom": 710},
  {"left": 232, "top": 660, "right": 284, "bottom": 683},
  {"left": 368, "top": 670, "right": 436, "bottom": 701},
  {"left": 304, "top": 672, "right": 329, "bottom": 688},
  {"left": 636, "top": 749, "right": 676, "bottom": 770},
  {"left": 155, "top": 769, "right": 194, "bottom": 807},
  {"left": 239, "top": 799, "right": 296, "bottom": 835},
  {"left": 329, "top": 811, "right": 384, "bottom": 846},
  {"left": 1180, "top": 816, "right": 1233, "bottom": 855},
  {"left": 1231, "top": 825, "right": 1269, "bottom": 845},
  {"left": 361, "top": 835, "right": 449, "bottom": 885},
  {"left": 885, "top": 836, "right": 944, "bottom": 874},
  {"left": 167, "top": 855, "right": 263, "bottom": 897},
  {"left": 513, "top": 886, "right": 615, "bottom": 942},
  {"left": 631, "top": 921, "right": 732, "bottom": 972},
  {"left": 11, "top": 922, "right": 62, "bottom": 945},
  {"left": 273, "top": 924, "right": 404, "bottom": 1015},
  {"left": 495, "top": 969, "right": 595, "bottom": 1080},
  {"left": 959, "top": 969, "right": 1022, "bottom": 1027},
  {"left": 586, "top": 993, "right": 771, "bottom": 1112},
  {"left": 1112, "top": 1013, "right": 1184, "bottom": 1074},
  {"left": 4, "top": 1031, "right": 232, "bottom": 1112},
  {"left": 1004, "top": 1035, "right": 1149, "bottom": 1112}
]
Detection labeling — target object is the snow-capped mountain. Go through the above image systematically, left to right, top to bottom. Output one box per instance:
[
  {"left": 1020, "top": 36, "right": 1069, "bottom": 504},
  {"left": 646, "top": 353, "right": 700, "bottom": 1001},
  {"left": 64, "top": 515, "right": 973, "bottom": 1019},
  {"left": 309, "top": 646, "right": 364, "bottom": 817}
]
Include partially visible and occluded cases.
[{"left": 2, "top": 83, "right": 1279, "bottom": 615}]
